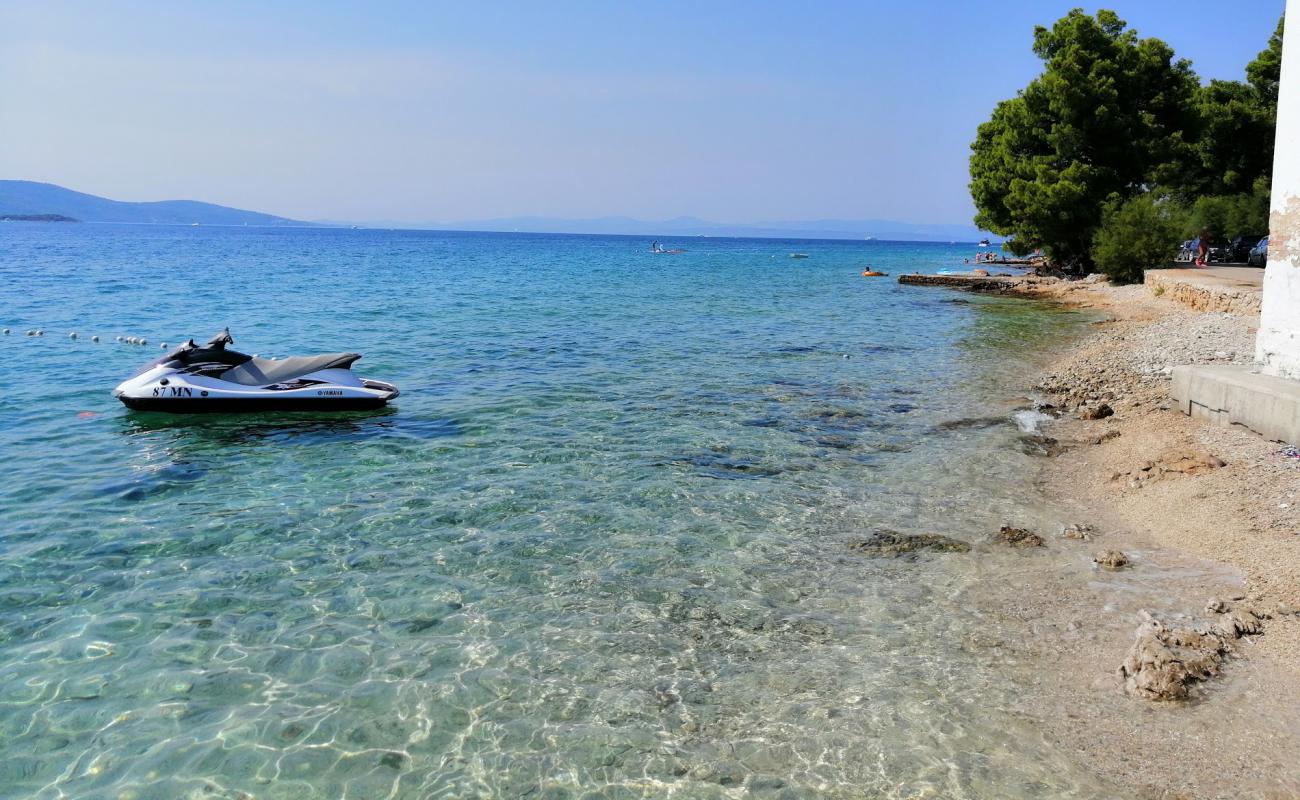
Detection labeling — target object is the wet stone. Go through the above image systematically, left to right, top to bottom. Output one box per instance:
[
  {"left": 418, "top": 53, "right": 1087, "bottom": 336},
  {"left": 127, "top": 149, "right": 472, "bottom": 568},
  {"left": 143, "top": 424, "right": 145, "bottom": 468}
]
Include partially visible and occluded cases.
[
  {"left": 1079, "top": 403, "right": 1114, "bottom": 420},
  {"left": 1018, "top": 433, "right": 1070, "bottom": 458},
  {"left": 1061, "top": 523, "right": 1094, "bottom": 541},
  {"left": 995, "top": 525, "right": 1044, "bottom": 547},
  {"left": 848, "top": 530, "right": 971, "bottom": 559},
  {"left": 1094, "top": 550, "right": 1130, "bottom": 570}
]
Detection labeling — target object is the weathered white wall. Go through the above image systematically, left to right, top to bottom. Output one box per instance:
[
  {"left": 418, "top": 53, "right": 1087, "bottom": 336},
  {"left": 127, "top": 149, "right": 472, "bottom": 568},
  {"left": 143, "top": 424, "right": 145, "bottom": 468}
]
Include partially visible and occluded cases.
[{"left": 1258, "top": 0, "right": 1300, "bottom": 378}]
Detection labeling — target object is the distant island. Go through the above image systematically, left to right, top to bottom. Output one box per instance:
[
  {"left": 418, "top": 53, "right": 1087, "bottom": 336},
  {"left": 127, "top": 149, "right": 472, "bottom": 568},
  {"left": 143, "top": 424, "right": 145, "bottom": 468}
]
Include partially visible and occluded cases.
[
  {"left": 2, "top": 179, "right": 999, "bottom": 242},
  {"left": 0, "top": 180, "right": 306, "bottom": 226},
  {"left": 1, "top": 213, "right": 78, "bottom": 222},
  {"left": 340, "top": 214, "right": 999, "bottom": 243}
]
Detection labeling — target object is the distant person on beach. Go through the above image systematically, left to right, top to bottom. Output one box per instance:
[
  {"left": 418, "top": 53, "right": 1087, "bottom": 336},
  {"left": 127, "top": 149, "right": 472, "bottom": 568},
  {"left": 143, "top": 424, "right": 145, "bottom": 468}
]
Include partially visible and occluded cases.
[
  {"left": 1196, "top": 229, "right": 1210, "bottom": 266},
  {"left": 651, "top": 241, "right": 660, "bottom": 253}
]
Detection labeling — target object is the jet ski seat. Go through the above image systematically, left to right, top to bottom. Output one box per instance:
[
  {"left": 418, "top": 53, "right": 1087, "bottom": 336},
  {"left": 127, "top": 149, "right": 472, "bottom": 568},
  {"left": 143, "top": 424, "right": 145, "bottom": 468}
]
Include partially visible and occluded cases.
[{"left": 219, "top": 353, "right": 362, "bottom": 386}]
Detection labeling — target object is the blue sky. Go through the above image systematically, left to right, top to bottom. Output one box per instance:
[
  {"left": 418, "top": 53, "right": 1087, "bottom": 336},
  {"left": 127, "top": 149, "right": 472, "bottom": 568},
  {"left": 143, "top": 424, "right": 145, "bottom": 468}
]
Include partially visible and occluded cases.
[{"left": 0, "top": 1, "right": 1285, "bottom": 225}]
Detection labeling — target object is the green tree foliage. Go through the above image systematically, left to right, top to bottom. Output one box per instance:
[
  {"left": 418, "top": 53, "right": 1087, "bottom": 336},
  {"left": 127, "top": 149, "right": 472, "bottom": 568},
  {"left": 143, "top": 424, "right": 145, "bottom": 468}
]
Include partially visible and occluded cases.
[
  {"left": 970, "top": 10, "right": 1199, "bottom": 273},
  {"left": 972, "top": 10, "right": 1283, "bottom": 272},
  {"left": 1170, "top": 15, "right": 1281, "bottom": 227},
  {"left": 1247, "top": 16, "right": 1284, "bottom": 105},
  {"left": 1181, "top": 80, "right": 1275, "bottom": 197},
  {"left": 1183, "top": 191, "right": 1270, "bottom": 241},
  {"left": 1093, "top": 194, "right": 1183, "bottom": 283}
]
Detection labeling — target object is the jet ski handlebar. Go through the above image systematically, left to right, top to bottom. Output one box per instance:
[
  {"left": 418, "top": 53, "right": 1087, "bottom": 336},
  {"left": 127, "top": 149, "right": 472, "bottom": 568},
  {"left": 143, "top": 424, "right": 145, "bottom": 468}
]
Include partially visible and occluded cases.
[{"left": 204, "top": 328, "right": 234, "bottom": 349}]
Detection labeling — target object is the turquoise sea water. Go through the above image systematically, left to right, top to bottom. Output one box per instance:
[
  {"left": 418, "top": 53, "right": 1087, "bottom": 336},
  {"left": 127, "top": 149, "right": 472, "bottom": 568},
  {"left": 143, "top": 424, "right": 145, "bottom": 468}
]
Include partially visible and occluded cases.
[{"left": 0, "top": 225, "right": 1102, "bottom": 799}]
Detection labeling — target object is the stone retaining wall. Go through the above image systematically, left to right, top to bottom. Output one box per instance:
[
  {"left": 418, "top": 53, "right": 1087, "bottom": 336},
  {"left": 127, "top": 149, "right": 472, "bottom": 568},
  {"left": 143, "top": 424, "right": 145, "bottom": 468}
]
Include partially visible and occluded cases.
[{"left": 1144, "top": 272, "right": 1263, "bottom": 315}]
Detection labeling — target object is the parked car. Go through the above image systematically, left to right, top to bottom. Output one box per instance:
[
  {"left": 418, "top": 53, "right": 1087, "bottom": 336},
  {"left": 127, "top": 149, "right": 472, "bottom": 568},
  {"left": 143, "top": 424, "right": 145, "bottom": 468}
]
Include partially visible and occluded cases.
[
  {"left": 1226, "top": 234, "right": 1267, "bottom": 263},
  {"left": 1248, "top": 235, "right": 1269, "bottom": 267},
  {"left": 1175, "top": 239, "right": 1197, "bottom": 263}
]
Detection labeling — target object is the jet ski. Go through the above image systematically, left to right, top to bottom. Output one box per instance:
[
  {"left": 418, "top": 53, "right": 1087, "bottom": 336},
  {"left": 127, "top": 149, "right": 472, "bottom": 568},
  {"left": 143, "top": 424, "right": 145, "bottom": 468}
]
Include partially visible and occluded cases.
[{"left": 112, "top": 329, "right": 399, "bottom": 413}]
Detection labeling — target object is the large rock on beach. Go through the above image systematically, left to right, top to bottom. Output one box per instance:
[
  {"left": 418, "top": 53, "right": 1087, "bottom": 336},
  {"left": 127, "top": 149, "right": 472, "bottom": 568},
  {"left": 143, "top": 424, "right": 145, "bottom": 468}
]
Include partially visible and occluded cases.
[
  {"left": 848, "top": 531, "right": 971, "bottom": 559},
  {"left": 1118, "top": 607, "right": 1268, "bottom": 701},
  {"left": 1119, "top": 617, "right": 1229, "bottom": 701}
]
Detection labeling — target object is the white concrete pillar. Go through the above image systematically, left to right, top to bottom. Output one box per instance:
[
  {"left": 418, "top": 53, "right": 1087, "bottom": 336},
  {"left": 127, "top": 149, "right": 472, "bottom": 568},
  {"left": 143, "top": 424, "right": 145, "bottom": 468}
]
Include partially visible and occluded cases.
[{"left": 1258, "top": 0, "right": 1300, "bottom": 378}]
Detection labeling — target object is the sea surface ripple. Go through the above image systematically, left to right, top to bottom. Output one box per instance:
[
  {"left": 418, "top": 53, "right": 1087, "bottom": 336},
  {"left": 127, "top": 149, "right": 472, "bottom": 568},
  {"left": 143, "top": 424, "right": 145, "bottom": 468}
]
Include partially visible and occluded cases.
[{"left": 0, "top": 225, "right": 1102, "bottom": 799}]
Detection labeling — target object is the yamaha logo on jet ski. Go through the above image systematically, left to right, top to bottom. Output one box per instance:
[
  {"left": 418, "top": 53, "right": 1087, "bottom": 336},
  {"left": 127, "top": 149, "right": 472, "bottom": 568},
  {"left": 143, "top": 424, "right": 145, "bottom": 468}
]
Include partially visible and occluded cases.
[{"left": 112, "top": 329, "right": 399, "bottom": 413}]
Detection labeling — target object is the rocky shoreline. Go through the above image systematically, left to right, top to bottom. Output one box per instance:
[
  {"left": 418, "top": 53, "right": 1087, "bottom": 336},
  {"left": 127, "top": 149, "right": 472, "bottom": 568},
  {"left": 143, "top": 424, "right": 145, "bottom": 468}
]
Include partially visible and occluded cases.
[{"left": 981, "top": 277, "right": 1300, "bottom": 798}]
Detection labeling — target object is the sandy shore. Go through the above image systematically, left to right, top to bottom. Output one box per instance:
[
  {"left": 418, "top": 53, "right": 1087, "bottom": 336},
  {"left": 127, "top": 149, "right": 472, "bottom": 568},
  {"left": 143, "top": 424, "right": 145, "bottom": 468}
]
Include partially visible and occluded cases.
[{"left": 962, "top": 278, "right": 1300, "bottom": 799}]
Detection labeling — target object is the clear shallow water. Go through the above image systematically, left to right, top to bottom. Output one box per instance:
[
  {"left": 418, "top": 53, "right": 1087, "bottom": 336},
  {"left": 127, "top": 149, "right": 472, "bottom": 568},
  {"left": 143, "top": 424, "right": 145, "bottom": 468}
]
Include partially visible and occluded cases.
[{"left": 0, "top": 225, "right": 1105, "bottom": 799}]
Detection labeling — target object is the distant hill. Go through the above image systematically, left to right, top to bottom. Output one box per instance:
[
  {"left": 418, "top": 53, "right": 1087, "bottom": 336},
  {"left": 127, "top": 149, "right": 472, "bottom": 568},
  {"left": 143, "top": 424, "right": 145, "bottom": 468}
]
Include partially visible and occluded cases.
[
  {"left": 0, "top": 180, "right": 306, "bottom": 226},
  {"left": 0, "top": 213, "right": 78, "bottom": 222},
  {"left": 354, "top": 214, "right": 996, "bottom": 243}
]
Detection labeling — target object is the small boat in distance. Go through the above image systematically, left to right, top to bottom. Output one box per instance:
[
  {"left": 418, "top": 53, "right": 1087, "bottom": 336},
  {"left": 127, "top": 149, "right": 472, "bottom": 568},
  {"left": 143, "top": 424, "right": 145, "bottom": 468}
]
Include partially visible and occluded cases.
[
  {"left": 978, "top": 238, "right": 990, "bottom": 247},
  {"left": 790, "top": 253, "right": 810, "bottom": 259},
  {"left": 112, "top": 329, "right": 399, "bottom": 413}
]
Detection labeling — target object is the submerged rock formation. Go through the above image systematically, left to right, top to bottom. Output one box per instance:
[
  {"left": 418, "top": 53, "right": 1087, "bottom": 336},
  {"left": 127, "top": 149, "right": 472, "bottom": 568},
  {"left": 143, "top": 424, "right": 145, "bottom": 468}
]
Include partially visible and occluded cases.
[
  {"left": 995, "top": 525, "right": 1045, "bottom": 547},
  {"left": 848, "top": 531, "right": 971, "bottom": 559}
]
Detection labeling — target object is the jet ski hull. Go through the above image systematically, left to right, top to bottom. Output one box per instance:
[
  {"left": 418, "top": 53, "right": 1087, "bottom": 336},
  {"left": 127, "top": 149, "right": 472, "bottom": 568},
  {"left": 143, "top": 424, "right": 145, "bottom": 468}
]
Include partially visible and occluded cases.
[
  {"left": 113, "top": 361, "right": 399, "bottom": 414},
  {"left": 118, "top": 394, "right": 393, "bottom": 413}
]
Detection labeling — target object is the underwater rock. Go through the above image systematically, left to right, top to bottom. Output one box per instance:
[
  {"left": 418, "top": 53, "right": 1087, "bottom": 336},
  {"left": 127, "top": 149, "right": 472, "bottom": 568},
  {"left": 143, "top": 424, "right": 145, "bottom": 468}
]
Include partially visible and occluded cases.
[
  {"left": 931, "top": 415, "right": 1007, "bottom": 433},
  {"left": 1018, "top": 433, "right": 1071, "bottom": 458},
  {"left": 668, "top": 451, "right": 782, "bottom": 479},
  {"left": 995, "top": 526, "right": 1044, "bottom": 547},
  {"left": 848, "top": 530, "right": 971, "bottom": 559},
  {"left": 1094, "top": 550, "right": 1129, "bottom": 569},
  {"left": 379, "top": 751, "right": 407, "bottom": 770}
]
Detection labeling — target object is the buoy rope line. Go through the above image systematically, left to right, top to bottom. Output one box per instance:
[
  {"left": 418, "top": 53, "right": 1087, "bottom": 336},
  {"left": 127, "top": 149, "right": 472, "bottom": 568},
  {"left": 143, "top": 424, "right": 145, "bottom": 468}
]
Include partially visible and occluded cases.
[
  {"left": 3, "top": 327, "right": 169, "bottom": 348},
  {"left": 1, "top": 328, "right": 283, "bottom": 359}
]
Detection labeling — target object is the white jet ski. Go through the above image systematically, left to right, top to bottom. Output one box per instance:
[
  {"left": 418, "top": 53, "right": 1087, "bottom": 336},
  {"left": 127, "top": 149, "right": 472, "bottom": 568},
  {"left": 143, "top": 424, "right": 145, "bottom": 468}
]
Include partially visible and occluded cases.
[{"left": 112, "top": 329, "right": 399, "bottom": 413}]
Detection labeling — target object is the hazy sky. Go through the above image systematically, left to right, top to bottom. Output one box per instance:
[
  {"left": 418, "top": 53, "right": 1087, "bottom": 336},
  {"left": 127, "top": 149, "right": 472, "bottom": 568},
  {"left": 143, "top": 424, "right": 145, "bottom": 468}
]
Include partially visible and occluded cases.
[{"left": 0, "top": 1, "right": 1285, "bottom": 225}]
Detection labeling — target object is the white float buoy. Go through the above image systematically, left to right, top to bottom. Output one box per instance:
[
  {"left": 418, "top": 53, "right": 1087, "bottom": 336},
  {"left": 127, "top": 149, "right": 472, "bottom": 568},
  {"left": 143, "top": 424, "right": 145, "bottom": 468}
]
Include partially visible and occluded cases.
[
  {"left": 2, "top": 328, "right": 9, "bottom": 334},
  {"left": 25, "top": 330, "right": 35, "bottom": 336},
  {"left": 34, "top": 330, "right": 43, "bottom": 336},
  {"left": 69, "top": 332, "right": 78, "bottom": 339},
  {"left": 91, "top": 335, "right": 99, "bottom": 343},
  {"left": 115, "top": 336, "right": 123, "bottom": 342},
  {"left": 138, "top": 338, "right": 147, "bottom": 345},
  {"left": 160, "top": 342, "right": 167, "bottom": 349}
]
